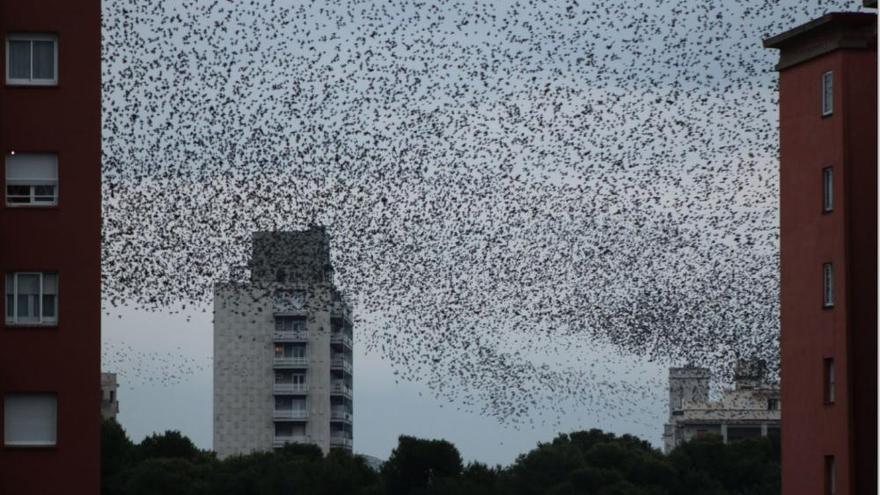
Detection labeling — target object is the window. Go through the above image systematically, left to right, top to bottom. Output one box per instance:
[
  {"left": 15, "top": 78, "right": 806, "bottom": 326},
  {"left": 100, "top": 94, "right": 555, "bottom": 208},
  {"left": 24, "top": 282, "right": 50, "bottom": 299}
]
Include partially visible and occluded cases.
[
  {"left": 6, "top": 34, "right": 57, "bottom": 85},
  {"left": 822, "top": 71, "right": 833, "bottom": 116},
  {"left": 6, "top": 153, "right": 58, "bottom": 206},
  {"left": 823, "top": 167, "right": 833, "bottom": 212},
  {"left": 823, "top": 263, "right": 834, "bottom": 308},
  {"left": 5, "top": 272, "right": 58, "bottom": 325},
  {"left": 275, "top": 316, "right": 306, "bottom": 332},
  {"left": 274, "top": 343, "right": 306, "bottom": 358},
  {"left": 824, "top": 358, "right": 835, "bottom": 404},
  {"left": 3, "top": 394, "right": 57, "bottom": 446},
  {"left": 767, "top": 398, "right": 779, "bottom": 411},
  {"left": 825, "top": 455, "right": 836, "bottom": 495}
]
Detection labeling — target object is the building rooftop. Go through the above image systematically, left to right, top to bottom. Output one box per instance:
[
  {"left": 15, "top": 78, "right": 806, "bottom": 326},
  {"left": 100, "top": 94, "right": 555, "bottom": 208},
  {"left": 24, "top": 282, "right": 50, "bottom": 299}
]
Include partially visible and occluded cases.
[{"left": 763, "top": 12, "right": 877, "bottom": 70}]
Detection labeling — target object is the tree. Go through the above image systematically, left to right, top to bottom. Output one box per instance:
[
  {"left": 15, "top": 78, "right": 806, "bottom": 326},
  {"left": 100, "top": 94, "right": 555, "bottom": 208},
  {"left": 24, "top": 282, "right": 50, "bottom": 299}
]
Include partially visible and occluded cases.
[
  {"left": 102, "top": 418, "right": 136, "bottom": 495},
  {"left": 137, "top": 430, "right": 207, "bottom": 462},
  {"left": 381, "top": 435, "right": 464, "bottom": 495}
]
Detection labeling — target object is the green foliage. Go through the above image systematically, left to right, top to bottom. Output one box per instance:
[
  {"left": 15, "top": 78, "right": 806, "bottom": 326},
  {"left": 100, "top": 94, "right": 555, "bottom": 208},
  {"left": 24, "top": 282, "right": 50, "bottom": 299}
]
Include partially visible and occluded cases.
[
  {"left": 101, "top": 422, "right": 780, "bottom": 495},
  {"left": 381, "top": 435, "right": 464, "bottom": 495}
]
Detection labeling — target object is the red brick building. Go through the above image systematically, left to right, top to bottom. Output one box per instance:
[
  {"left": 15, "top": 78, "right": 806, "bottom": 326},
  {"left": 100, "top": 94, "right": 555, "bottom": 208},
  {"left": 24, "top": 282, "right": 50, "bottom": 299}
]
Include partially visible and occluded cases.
[
  {"left": 0, "top": 0, "right": 102, "bottom": 493},
  {"left": 764, "top": 11, "right": 877, "bottom": 495}
]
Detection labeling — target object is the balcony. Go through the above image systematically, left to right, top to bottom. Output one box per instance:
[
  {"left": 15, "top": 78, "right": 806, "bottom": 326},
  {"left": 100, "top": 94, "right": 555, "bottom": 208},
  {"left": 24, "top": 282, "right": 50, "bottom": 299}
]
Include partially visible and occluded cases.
[
  {"left": 274, "top": 288, "right": 309, "bottom": 315},
  {"left": 330, "top": 300, "right": 352, "bottom": 322},
  {"left": 274, "top": 330, "right": 309, "bottom": 342},
  {"left": 330, "top": 333, "right": 352, "bottom": 348},
  {"left": 330, "top": 356, "right": 352, "bottom": 373},
  {"left": 273, "top": 357, "right": 308, "bottom": 368},
  {"left": 330, "top": 382, "right": 353, "bottom": 398},
  {"left": 273, "top": 383, "right": 308, "bottom": 394},
  {"left": 273, "top": 409, "right": 309, "bottom": 420},
  {"left": 330, "top": 409, "right": 353, "bottom": 422},
  {"left": 273, "top": 435, "right": 309, "bottom": 448},
  {"left": 330, "top": 436, "right": 353, "bottom": 449}
]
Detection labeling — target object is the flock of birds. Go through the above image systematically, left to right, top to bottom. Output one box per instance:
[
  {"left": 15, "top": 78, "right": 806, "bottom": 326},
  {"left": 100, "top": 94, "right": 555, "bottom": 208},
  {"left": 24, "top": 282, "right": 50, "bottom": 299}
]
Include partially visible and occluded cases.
[{"left": 100, "top": 0, "right": 869, "bottom": 425}]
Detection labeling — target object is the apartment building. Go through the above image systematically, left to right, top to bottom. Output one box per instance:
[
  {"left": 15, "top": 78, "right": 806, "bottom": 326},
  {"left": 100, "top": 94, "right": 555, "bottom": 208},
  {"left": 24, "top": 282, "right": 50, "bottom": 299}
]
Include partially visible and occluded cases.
[
  {"left": 0, "top": 1, "right": 102, "bottom": 493},
  {"left": 764, "top": 10, "right": 877, "bottom": 495},
  {"left": 214, "top": 228, "right": 354, "bottom": 458},
  {"left": 662, "top": 361, "right": 780, "bottom": 453}
]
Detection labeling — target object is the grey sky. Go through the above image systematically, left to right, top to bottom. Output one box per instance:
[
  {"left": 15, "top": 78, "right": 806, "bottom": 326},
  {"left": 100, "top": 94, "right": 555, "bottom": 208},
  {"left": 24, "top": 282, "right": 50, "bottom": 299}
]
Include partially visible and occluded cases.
[{"left": 99, "top": 0, "right": 869, "bottom": 465}]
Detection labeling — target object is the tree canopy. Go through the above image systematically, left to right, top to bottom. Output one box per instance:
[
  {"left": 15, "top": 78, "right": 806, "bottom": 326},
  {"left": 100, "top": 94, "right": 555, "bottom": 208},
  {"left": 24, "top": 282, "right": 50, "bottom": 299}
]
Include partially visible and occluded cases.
[{"left": 102, "top": 419, "right": 779, "bottom": 495}]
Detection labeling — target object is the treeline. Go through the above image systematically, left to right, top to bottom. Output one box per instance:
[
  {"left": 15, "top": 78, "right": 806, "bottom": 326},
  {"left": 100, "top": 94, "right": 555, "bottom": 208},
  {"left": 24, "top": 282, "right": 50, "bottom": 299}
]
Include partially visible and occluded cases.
[{"left": 102, "top": 419, "right": 779, "bottom": 495}]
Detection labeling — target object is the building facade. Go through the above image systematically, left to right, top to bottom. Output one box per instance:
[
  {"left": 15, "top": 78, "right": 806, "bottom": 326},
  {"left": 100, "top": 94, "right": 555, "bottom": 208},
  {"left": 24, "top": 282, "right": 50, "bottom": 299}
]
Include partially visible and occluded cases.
[
  {"left": 0, "top": 1, "right": 102, "bottom": 493},
  {"left": 764, "top": 11, "right": 877, "bottom": 495},
  {"left": 214, "top": 228, "right": 354, "bottom": 458},
  {"left": 662, "top": 363, "right": 780, "bottom": 453},
  {"left": 101, "top": 373, "right": 120, "bottom": 420}
]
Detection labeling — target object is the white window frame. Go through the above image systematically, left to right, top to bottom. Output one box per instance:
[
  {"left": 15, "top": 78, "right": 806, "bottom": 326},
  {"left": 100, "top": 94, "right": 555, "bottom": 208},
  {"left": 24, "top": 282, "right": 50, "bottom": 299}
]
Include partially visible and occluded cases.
[
  {"left": 6, "top": 33, "right": 58, "bottom": 86},
  {"left": 822, "top": 71, "right": 833, "bottom": 117},
  {"left": 5, "top": 153, "right": 59, "bottom": 206},
  {"left": 822, "top": 167, "right": 833, "bottom": 213},
  {"left": 823, "top": 263, "right": 834, "bottom": 308},
  {"left": 5, "top": 272, "right": 58, "bottom": 325},
  {"left": 824, "top": 358, "right": 836, "bottom": 404}
]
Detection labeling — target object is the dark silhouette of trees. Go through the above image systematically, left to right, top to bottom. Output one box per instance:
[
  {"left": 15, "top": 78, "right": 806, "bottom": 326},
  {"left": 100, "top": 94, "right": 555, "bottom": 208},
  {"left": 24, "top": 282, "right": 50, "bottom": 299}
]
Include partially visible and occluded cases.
[{"left": 101, "top": 420, "right": 779, "bottom": 494}]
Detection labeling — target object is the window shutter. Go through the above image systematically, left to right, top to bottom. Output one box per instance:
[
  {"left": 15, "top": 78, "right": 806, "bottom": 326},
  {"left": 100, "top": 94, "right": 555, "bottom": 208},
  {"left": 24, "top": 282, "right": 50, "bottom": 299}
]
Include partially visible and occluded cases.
[
  {"left": 6, "top": 154, "right": 58, "bottom": 185},
  {"left": 3, "top": 394, "right": 58, "bottom": 446}
]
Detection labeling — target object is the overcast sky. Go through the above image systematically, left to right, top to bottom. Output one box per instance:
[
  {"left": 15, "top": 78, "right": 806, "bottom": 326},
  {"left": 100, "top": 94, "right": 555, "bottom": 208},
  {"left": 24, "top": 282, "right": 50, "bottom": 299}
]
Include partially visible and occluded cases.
[{"left": 99, "top": 0, "right": 869, "bottom": 466}]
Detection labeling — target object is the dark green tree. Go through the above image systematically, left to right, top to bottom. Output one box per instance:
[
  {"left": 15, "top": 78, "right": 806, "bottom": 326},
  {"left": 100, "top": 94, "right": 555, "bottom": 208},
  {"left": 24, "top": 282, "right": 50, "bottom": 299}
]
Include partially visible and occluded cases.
[{"left": 381, "top": 435, "right": 464, "bottom": 495}]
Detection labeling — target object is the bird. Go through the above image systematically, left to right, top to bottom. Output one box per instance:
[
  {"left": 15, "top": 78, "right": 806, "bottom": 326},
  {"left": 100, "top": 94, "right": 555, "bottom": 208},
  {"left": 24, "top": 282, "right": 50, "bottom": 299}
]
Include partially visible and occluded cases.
[{"left": 98, "top": 0, "right": 863, "bottom": 427}]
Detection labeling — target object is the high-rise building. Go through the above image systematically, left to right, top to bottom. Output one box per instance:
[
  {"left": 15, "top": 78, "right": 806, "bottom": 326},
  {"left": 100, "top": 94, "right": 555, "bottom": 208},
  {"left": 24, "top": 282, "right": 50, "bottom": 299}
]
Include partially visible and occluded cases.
[
  {"left": 0, "top": 1, "right": 102, "bottom": 493},
  {"left": 764, "top": 10, "right": 877, "bottom": 495},
  {"left": 214, "top": 228, "right": 354, "bottom": 458},
  {"left": 662, "top": 362, "right": 780, "bottom": 453}
]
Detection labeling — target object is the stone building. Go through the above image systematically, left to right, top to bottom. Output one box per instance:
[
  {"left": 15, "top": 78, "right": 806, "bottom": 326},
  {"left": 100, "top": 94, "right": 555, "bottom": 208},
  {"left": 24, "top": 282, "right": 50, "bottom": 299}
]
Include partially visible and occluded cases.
[
  {"left": 213, "top": 228, "right": 354, "bottom": 458},
  {"left": 662, "top": 361, "right": 780, "bottom": 453},
  {"left": 100, "top": 373, "right": 119, "bottom": 420}
]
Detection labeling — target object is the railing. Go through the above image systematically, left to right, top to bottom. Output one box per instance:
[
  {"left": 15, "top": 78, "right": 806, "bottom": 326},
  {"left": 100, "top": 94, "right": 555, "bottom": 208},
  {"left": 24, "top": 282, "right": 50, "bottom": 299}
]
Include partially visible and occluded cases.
[
  {"left": 330, "top": 301, "right": 352, "bottom": 321},
  {"left": 274, "top": 331, "right": 309, "bottom": 342},
  {"left": 330, "top": 333, "right": 353, "bottom": 348},
  {"left": 273, "top": 357, "right": 308, "bottom": 368},
  {"left": 330, "top": 357, "right": 352, "bottom": 373},
  {"left": 273, "top": 383, "right": 308, "bottom": 394},
  {"left": 330, "top": 383, "right": 353, "bottom": 397},
  {"left": 273, "top": 409, "right": 309, "bottom": 420},
  {"left": 330, "top": 409, "right": 353, "bottom": 422},
  {"left": 273, "top": 436, "right": 309, "bottom": 448},
  {"left": 330, "top": 436, "right": 353, "bottom": 449}
]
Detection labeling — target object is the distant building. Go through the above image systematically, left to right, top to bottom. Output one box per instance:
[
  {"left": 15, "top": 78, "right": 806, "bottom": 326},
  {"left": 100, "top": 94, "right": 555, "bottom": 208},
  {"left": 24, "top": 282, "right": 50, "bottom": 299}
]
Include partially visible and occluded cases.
[
  {"left": 764, "top": 9, "right": 877, "bottom": 495},
  {"left": 214, "top": 228, "right": 354, "bottom": 458},
  {"left": 662, "top": 361, "right": 780, "bottom": 454},
  {"left": 101, "top": 373, "right": 119, "bottom": 420}
]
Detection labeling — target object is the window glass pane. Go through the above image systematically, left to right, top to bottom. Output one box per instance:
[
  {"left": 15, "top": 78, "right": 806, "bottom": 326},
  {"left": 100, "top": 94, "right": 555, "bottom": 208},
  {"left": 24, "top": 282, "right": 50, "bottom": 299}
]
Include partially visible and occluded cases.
[
  {"left": 7, "top": 40, "right": 30, "bottom": 79},
  {"left": 31, "top": 40, "right": 54, "bottom": 80},
  {"left": 823, "top": 72, "right": 833, "bottom": 115},
  {"left": 823, "top": 168, "right": 833, "bottom": 211},
  {"left": 7, "top": 185, "right": 32, "bottom": 203},
  {"left": 33, "top": 185, "right": 56, "bottom": 202},
  {"left": 6, "top": 294, "right": 13, "bottom": 319},
  {"left": 17, "top": 294, "right": 38, "bottom": 321},
  {"left": 42, "top": 294, "right": 56, "bottom": 318},
  {"left": 4, "top": 394, "right": 57, "bottom": 446}
]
